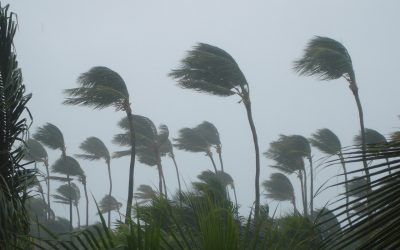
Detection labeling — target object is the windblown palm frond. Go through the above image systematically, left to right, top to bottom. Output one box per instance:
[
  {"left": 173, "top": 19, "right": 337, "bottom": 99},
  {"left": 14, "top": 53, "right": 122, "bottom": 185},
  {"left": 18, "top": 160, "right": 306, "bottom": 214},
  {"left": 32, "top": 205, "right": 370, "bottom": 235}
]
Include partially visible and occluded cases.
[
  {"left": 293, "top": 36, "right": 355, "bottom": 82},
  {"left": 63, "top": 66, "right": 129, "bottom": 111},
  {"left": 194, "top": 121, "right": 221, "bottom": 146},
  {"left": 33, "top": 123, "right": 65, "bottom": 153},
  {"left": 174, "top": 127, "right": 210, "bottom": 153},
  {"left": 309, "top": 128, "right": 342, "bottom": 155},
  {"left": 354, "top": 128, "right": 388, "bottom": 150},
  {"left": 76, "top": 136, "right": 110, "bottom": 163},
  {"left": 23, "top": 138, "right": 48, "bottom": 163},
  {"left": 51, "top": 156, "right": 84, "bottom": 177},
  {"left": 262, "top": 173, "right": 295, "bottom": 203},
  {"left": 53, "top": 183, "right": 80, "bottom": 206},
  {"left": 134, "top": 184, "right": 156, "bottom": 204},
  {"left": 99, "top": 195, "right": 122, "bottom": 214}
]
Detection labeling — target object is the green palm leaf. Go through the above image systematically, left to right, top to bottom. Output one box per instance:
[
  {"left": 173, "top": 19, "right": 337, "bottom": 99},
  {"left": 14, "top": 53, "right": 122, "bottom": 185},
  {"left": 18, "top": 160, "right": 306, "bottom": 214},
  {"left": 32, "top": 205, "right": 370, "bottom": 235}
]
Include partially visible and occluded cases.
[
  {"left": 33, "top": 123, "right": 65, "bottom": 152},
  {"left": 309, "top": 128, "right": 342, "bottom": 155},
  {"left": 76, "top": 136, "right": 110, "bottom": 163},
  {"left": 51, "top": 156, "right": 84, "bottom": 177},
  {"left": 262, "top": 173, "right": 295, "bottom": 204}
]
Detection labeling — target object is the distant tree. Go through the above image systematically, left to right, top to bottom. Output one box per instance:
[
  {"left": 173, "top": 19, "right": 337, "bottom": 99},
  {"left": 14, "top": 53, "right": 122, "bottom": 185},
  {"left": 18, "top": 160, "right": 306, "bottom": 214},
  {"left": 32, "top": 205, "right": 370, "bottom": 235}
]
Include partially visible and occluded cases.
[
  {"left": 294, "top": 36, "right": 370, "bottom": 188},
  {"left": 170, "top": 43, "right": 262, "bottom": 218},
  {"left": 64, "top": 66, "right": 136, "bottom": 223},
  {"left": 174, "top": 127, "right": 218, "bottom": 173},
  {"left": 76, "top": 136, "right": 111, "bottom": 227},
  {"left": 262, "top": 173, "right": 297, "bottom": 213},
  {"left": 53, "top": 183, "right": 81, "bottom": 229},
  {"left": 134, "top": 184, "right": 157, "bottom": 205},
  {"left": 99, "top": 195, "right": 122, "bottom": 226}
]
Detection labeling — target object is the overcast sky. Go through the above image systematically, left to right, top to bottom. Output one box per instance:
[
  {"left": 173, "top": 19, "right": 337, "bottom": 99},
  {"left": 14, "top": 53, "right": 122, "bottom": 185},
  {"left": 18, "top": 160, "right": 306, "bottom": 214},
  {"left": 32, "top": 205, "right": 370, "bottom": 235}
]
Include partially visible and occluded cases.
[{"left": 8, "top": 1, "right": 400, "bottom": 225}]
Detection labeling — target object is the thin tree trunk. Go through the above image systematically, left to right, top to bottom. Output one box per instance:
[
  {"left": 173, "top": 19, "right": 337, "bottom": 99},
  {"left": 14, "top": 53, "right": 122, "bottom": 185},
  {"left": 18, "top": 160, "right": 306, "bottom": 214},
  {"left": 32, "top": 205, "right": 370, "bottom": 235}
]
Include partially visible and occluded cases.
[
  {"left": 244, "top": 101, "right": 261, "bottom": 220},
  {"left": 125, "top": 109, "right": 136, "bottom": 224},
  {"left": 216, "top": 145, "right": 224, "bottom": 172},
  {"left": 207, "top": 150, "right": 218, "bottom": 173},
  {"left": 338, "top": 152, "right": 352, "bottom": 227},
  {"left": 171, "top": 155, "right": 182, "bottom": 196},
  {"left": 308, "top": 157, "right": 314, "bottom": 217},
  {"left": 44, "top": 161, "right": 51, "bottom": 221},
  {"left": 107, "top": 161, "right": 112, "bottom": 228},
  {"left": 156, "top": 163, "right": 164, "bottom": 195},
  {"left": 160, "top": 164, "right": 168, "bottom": 199},
  {"left": 302, "top": 168, "right": 308, "bottom": 217},
  {"left": 298, "top": 171, "right": 307, "bottom": 217},
  {"left": 67, "top": 173, "right": 73, "bottom": 231},
  {"left": 83, "top": 181, "right": 89, "bottom": 227},
  {"left": 232, "top": 185, "right": 238, "bottom": 210},
  {"left": 292, "top": 197, "right": 297, "bottom": 214},
  {"left": 75, "top": 205, "right": 80, "bottom": 230}
]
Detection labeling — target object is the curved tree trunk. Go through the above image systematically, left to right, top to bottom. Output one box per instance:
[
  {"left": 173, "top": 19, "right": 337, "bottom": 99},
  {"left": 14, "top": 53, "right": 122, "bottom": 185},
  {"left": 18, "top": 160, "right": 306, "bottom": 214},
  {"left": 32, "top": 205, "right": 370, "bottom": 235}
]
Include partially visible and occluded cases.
[
  {"left": 244, "top": 101, "right": 261, "bottom": 220},
  {"left": 125, "top": 109, "right": 136, "bottom": 224},
  {"left": 216, "top": 145, "right": 224, "bottom": 172},
  {"left": 207, "top": 150, "right": 218, "bottom": 173},
  {"left": 338, "top": 152, "right": 352, "bottom": 227},
  {"left": 171, "top": 155, "right": 182, "bottom": 196},
  {"left": 308, "top": 157, "right": 314, "bottom": 217},
  {"left": 44, "top": 161, "right": 51, "bottom": 221},
  {"left": 107, "top": 161, "right": 112, "bottom": 228},
  {"left": 156, "top": 163, "right": 164, "bottom": 195},
  {"left": 302, "top": 169, "right": 308, "bottom": 217},
  {"left": 298, "top": 171, "right": 308, "bottom": 217},
  {"left": 67, "top": 173, "right": 73, "bottom": 231},
  {"left": 83, "top": 181, "right": 89, "bottom": 227},
  {"left": 292, "top": 196, "right": 297, "bottom": 214},
  {"left": 75, "top": 204, "right": 80, "bottom": 230}
]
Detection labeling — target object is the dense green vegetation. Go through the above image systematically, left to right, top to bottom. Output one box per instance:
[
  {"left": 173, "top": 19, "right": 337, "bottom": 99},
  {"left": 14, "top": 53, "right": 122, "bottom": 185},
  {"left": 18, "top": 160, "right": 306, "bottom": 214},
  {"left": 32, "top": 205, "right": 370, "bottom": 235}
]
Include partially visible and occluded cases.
[{"left": 1, "top": 2, "right": 400, "bottom": 249}]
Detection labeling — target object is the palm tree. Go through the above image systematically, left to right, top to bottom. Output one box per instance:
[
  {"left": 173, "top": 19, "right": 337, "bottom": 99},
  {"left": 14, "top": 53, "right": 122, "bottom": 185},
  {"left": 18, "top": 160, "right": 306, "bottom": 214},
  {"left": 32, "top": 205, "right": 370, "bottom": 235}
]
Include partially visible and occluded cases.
[
  {"left": 294, "top": 36, "right": 370, "bottom": 188},
  {"left": 169, "top": 43, "right": 262, "bottom": 218},
  {"left": 63, "top": 66, "right": 136, "bottom": 223},
  {"left": 113, "top": 115, "right": 169, "bottom": 196},
  {"left": 194, "top": 121, "right": 224, "bottom": 172},
  {"left": 174, "top": 127, "right": 218, "bottom": 173},
  {"left": 309, "top": 128, "right": 352, "bottom": 225},
  {"left": 354, "top": 128, "right": 391, "bottom": 174},
  {"left": 265, "top": 135, "right": 309, "bottom": 216},
  {"left": 76, "top": 136, "right": 111, "bottom": 226},
  {"left": 24, "top": 138, "right": 51, "bottom": 220},
  {"left": 160, "top": 139, "right": 182, "bottom": 196},
  {"left": 51, "top": 156, "right": 84, "bottom": 231},
  {"left": 262, "top": 173, "right": 297, "bottom": 213},
  {"left": 78, "top": 175, "right": 89, "bottom": 227},
  {"left": 53, "top": 183, "right": 81, "bottom": 229},
  {"left": 134, "top": 184, "right": 156, "bottom": 205},
  {"left": 99, "top": 195, "right": 123, "bottom": 226}
]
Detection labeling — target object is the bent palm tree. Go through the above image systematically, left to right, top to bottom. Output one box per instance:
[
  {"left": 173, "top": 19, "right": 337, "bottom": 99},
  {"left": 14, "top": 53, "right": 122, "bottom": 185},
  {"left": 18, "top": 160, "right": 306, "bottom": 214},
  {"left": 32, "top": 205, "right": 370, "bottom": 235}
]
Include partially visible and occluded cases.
[
  {"left": 294, "top": 36, "right": 370, "bottom": 188},
  {"left": 170, "top": 43, "right": 261, "bottom": 218},
  {"left": 63, "top": 66, "right": 136, "bottom": 223},
  {"left": 113, "top": 116, "right": 169, "bottom": 196},
  {"left": 194, "top": 121, "right": 224, "bottom": 172},
  {"left": 174, "top": 127, "right": 218, "bottom": 173},
  {"left": 309, "top": 128, "right": 352, "bottom": 225},
  {"left": 76, "top": 136, "right": 111, "bottom": 226},
  {"left": 24, "top": 138, "right": 51, "bottom": 220},
  {"left": 51, "top": 156, "right": 84, "bottom": 230},
  {"left": 262, "top": 173, "right": 297, "bottom": 213},
  {"left": 53, "top": 183, "right": 81, "bottom": 229},
  {"left": 99, "top": 195, "right": 122, "bottom": 226}
]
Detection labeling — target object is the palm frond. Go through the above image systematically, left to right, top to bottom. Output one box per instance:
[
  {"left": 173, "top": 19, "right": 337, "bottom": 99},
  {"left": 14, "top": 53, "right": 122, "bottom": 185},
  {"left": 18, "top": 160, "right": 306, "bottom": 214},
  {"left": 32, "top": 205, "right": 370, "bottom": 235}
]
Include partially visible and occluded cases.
[
  {"left": 293, "top": 36, "right": 355, "bottom": 83},
  {"left": 169, "top": 43, "right": 248, "bottom": 97},
  {"left": 63, "top": 66, "right": 129, "bottom": 110},
  {"left": 194, "top": 121, "right": 221, "bottom": 146},
  {"left": 33, "top": 123, "right": 65, "bottom": 151},
  {"left": 174, "top": 127, "right": 210, "bottom": 153},
  {"left": 309, "top": 128, "right": 342, "bottom": 155},
  {"left": 353, "top": 128, "right": 388, "bottom": 150},
  {"left": 77, "top": 136, "right": 110, "bottom": 163},
  {"left": 23, "top": 138, "right": 48, "bottom": 162},
  {"left": 112, "top": 149, "right": 131, "bottom": 159},
  {"left": 51, "top": 156, "right": 84, "bottom": 177},
  {"left": 262, "top": 173, "right": 295, "bottom": 202},
  {"left": 53, "top": 183, "right": 80, "bottom": 205},
  {"left": 134, "top": 184, "right": 156, "bottom": 204},
  {"left": 99, "top": 194, "right": 122, "bottom": 213}
]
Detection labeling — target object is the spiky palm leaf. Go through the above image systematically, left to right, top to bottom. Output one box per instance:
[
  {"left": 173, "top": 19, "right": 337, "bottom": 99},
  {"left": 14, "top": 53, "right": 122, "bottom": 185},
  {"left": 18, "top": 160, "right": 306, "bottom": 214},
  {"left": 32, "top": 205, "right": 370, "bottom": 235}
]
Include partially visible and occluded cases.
[
  {"left": 170, "top": 42, "right": 261, "bottom": 218},
  {"left": 33, "top": 123, "right": 65, "bottom": 154},
  {"left": 262, "top": 173, "right": 296, "bottom": 211}
]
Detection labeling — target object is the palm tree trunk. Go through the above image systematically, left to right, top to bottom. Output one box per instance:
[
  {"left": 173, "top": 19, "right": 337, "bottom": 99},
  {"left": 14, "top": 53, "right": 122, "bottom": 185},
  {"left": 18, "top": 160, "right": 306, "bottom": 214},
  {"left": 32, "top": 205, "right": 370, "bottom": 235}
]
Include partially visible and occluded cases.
[
  {"left": 244, "top": 101, "right": 261, "bottom": 220},
  {"left": 125, "top": 109, "right": 136, "bottom": 224},
  {"left": 216, "top": 145, "right": 224, "bottom": 172},
  {"left": 207, "top": 150, "right": 218, "bottom": 173},
  {"left": 338, "top": 152, "right": 352, "bottom": 227},
  {"left": 171, "top": 155, "right": 182, "bottom": 195},
  {"left": 308, "top": 157, "right": 314, "bottom": 217},
  {"left": 44, "top": 161, "right": 51, "bottom": 221},
  {"left": 107, "top": 161, "right": 112, "bottom": 228},
  {"left": 156, "top": 163, "right": 164, "bottom": 195},
  {"left": 160, "top": 165, "right": 168, "bottom": 199},
  {"left": 302, "top": 169, "right": 308, "bottom": 217},
  {"left": 298, "top": 171, "right": 308, "bottom": 217},
  {"left": 67, "top": 173, "right": 73, "bottom": 231},
  {"left": 83, "top": 181, "right": 89, "bottom": 227},
  {"left": 232, "top": 185, "right": 238, "bottom": 210},
  {"left": 292, "top": 197, "right": 297, "bottom": 214},
  {"left": 75, "top": 204, "right": 80, "bottom": 229}
]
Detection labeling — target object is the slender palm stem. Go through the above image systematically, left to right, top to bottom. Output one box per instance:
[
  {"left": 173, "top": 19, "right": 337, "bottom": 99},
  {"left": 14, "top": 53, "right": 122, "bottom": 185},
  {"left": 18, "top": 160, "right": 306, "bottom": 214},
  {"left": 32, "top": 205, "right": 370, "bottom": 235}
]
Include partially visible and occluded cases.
[
  {"left": 244, "top": 100, "right": 260, "bottom": 220},
  {"left": 125, "top": 108, "right": 136, "bottom": 223},
  {"left": 216, "top": 146, "right": 224, "bottom": 172},
  {"left": 207, "top": 151, "right": 218, "bottom": 173},
  {"left": 338, "top": 152, "right": 352, "bottom": 226},
  {"left": 171, "top": 155, "right": 182, "bottom": 196},
  {"left": 308, "top": 157, "right": 314, "bottom": 216},
  {"left": 44, "top": 160, "right": 51, "bottom": 220},
  {"left": 107, "top": 161, "right": 112, "bottom": 228},
  {"left": 156, "top": 163, "right": 164, "bottom": 195},
  {"left": 160, "top": 164, "right": 168, "bottom": 199},
  {"left": 302, "top": 169, "right": 308, "bottom": 217},
  {"left": 298, "top": 171, "right": 307, "bottom": 217},
  {"left": 67, "top": 173, "right": 73, "bottom": 231},
  {"left": 82, "top": 180, "right": 88, "bottom": 227},
  {"left": 232, "top": 185, "right": 238, "bottom": 210},
  {"left": 292, "top": 197, "right": 297, "bottom": 214},
  {"left": 75, "top": 204, "right": 80, "bottom": 229}
]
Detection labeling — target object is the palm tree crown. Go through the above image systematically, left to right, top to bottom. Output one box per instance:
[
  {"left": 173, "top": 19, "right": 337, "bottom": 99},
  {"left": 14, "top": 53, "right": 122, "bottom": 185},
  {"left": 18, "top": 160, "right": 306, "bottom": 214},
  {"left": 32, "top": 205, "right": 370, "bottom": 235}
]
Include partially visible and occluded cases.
[
  {"left": 33, "top": 123, "right": 66, "bottom": 154},
  {"left": 309, "top": 128, "right": 342, "bottom": 155},
  {"left": 76, "top": 137, "right": 111, "bottom": 164},
  {"left": 24, "top": 138, "right": 48, "bottom": 163},
  {"left": 262, "top": 173, "right": 296, "bottom": 212}
]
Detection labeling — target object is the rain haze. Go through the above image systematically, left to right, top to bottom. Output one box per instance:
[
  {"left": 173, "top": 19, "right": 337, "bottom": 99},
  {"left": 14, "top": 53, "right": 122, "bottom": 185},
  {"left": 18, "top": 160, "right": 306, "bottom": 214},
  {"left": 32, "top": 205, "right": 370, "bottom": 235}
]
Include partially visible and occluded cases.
[{"left": 7, "top": 0, "right": 400, "bottom": 226}]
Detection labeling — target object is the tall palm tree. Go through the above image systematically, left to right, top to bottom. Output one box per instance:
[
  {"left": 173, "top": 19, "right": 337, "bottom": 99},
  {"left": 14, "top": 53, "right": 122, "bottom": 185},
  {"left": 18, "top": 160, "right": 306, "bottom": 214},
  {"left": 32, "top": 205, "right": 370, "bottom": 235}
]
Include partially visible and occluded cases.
[
  {"left": 294, "top": 36, "right": 370, "bottom": 188},
  {"left": 169, "top": 43, "right": 262, "bottom": 218},
  {"left": 63, "top": 66, "right": 136, "bottom": 223},
  {"left": 113, "top": 115, "right": 169, "bottom": 196},
  {"left": 194, "top": 121, "right": 224, "bottom": 172},
  {"left": 174, "top": 127, "right": 218, "bottom": 173},
  {"left": 309, "top": 128, "right": 352, "bottom": 225},
  {"left": 354, "top": 128, "right": 391, "bottom": 174},
  {"left": 265, "top": 135, "right": 309, "bottom": 216},
  {"left": 76, "top": 136, "right": 111, "bottom": 226},
  {"left": 24, "top": 138, "right": 51, "bottom": 220},
  {"left": 160, "top": 139, "right": 182, "bottom": 196},
  {"left": 51, "top": 156, "right": 84, "bottom": 231},
  {"left": 262, "top": 173, "right": 297, "bottom": 213},
  {"left": 53, "top": 183, "right": 81, "bottom": 229},
  {"left": 99, "top": 195, "right": 123, "bottom": 224}
]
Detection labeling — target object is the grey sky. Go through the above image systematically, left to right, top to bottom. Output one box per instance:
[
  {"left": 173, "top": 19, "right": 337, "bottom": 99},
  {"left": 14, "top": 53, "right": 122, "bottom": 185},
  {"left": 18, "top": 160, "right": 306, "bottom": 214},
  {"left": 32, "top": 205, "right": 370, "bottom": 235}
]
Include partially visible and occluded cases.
[{"left": 8, "top": 1, "right": 400, "bottom": 224}]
